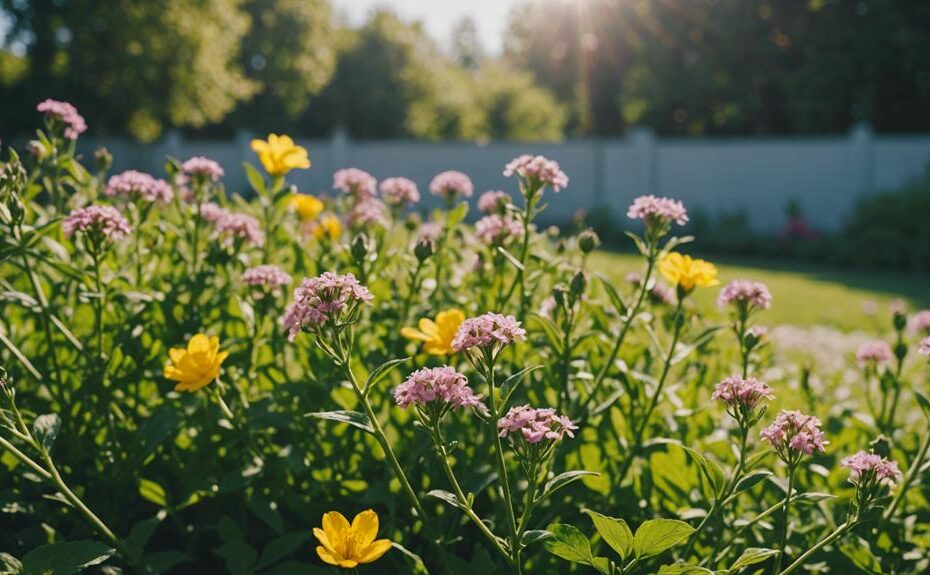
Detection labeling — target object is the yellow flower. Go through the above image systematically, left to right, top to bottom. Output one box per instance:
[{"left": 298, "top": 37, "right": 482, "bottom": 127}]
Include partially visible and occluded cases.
[
  {"left": 250, "top": 134, "right": 311, "bottom": 177},
  {"left": 291, "top": 194, "right": 324, "bottom": 221},
  {"left": 309, "top": 214, "right": 342, "bottom": 241},
  {"left": 658, "top": 252, "right": 719, "bottom": 292},
  {"left": 401, "top": 309, "right": 465, "bottom": 355},
  {"left": 163, "top": 334, "right": 229, "bottom": 392},
  {"left": 314, "top": 509, "right": 392, "bottom": 569}
]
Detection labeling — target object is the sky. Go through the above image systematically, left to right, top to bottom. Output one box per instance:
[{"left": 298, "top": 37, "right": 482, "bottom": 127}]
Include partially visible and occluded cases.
[{"left": 334, "top": 0, "right": 522, "bottom": 55}]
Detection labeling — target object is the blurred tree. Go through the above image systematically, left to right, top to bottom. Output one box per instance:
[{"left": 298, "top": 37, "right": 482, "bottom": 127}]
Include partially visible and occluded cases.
[
  {"left": 0, "top": 0, "right": 256, "bottom": 141},
  {"left": 234, "top": 0, "right": 337, "bottom": 132},
  {"left": 451, "top": 16, "right": 485, "bottom": 70},
  {"left": 476, "top": 63, "right": 566, "bottom": 141}
]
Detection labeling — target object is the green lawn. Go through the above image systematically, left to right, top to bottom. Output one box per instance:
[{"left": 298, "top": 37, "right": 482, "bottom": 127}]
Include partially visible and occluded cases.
[{"left": 590, "top": 251, "right": 930, "bottom": 331}]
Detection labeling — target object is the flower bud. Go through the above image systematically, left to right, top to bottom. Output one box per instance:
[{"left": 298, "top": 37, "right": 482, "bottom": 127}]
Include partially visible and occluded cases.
[
  {"left": 26, "top": 140, "right": 48, "bottom": 159},
  {"left": 94, "top": 147, "right": 113, "bottom": 172},
  {"left": 404, "top": 212, "right": 422, "bottom": 231},
  {"left": 578, "top": 228, "right": 600, "bottom": 253},
  {"left": 351, "top": 233, "right": 370, "bottom": 263},
  {"left": 414, "top": 237, "right": 434, "bottom": 262},
  {"left": 570, "top": 270, "right": 587, "bottom": 299},
  {"left": 552, "top": 284, "right": 568, "bottom": 308},
  {"left": 894, "top": 342, "right": 908, "bottom": 361},
  {"left": 869, "top": 435, "right": 892, "bottom": 458}
]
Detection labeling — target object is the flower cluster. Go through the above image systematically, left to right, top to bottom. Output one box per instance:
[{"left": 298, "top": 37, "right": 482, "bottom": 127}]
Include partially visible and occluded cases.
[
  {"left": 36, "top": 99, "right": 87, "bottom": 140},
  {"left": 503, "top": 155, "right": 569, "bottom": 192},
  {"left": 182, "top": 156, "right": 225, "bottom": 182},
  {"left": 333, "top": 168, "right": 377, "bottom": 198},
  {"left": 105, "top": 170, "right": 173, "bottom": 203},
  {"left": 429, "top": 171, "right": 474, "bottom": 201},
  {"left": 379, "top": 177, "right": 420, "bottom": 206},
  {"left": 478, "top": 190, "right": 512, "bottom": 214},
  {"left": 626, "top": 195, "right": 689, "bottom": 226},
  {"left": 347, "top": 198, "right": 390, "bottom": 228},
  {"left": 199, "top": 202, "right": 230, "bottom": 223},
  {"left": 63, "top": 205, "right": 132, "bottom": 242},
  {"left": 215, "top": 212, "right": 265, "bottom": 248},
  {"left": 475, "top": 214, "right": 523, "bottom": 246},
  {"left": 417, "top": 222, "right": 443, "bottom": 244},
  {"left": 659, "top": 252, "right": 719, "bottom": 293},
  {"left": 242, "top": 265, "right": 292, "bottom": 298},
  {"left": 282, "top": 272, "right": 373, "bottom": 341},
  {"left": 718, "top": 279, "right": 772, "bottom": 310},
  {"left": 910, "top": 310, "right": 930, "bottom": 335},
  {"left": 451, "top": 312, "right": 526, "bottom": 353},
  {"left": 920, "top": 336, "right": 930, "bottom": 357},
  {"left": 856, "top": 340, "right": 893, "bottom": 367},
  {"left": 393, "top": 366, "right": 487, "bottom": 416},
  {"left": 712, "top": 376, "right": 774, "bottom": 425},
  {"left": 497, "top": 405, "right": 577, "bottom": 444},
  {"left": 761, "top": 410, "right": 827, "bottom": 461},
  {"left": 841, "top": 451, "right": 901, "bottom": 486}
]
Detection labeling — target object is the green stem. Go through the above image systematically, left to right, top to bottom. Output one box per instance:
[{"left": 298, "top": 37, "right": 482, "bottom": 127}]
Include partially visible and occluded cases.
[
  {"left": 884, "top": 428, "right": 930, "bottom": 520},
  {"left": 772, "top": 464, "right": 798, "bottom": 575},
  {"left": 779, "top": 520, "right": 855, "bottom": 575}
]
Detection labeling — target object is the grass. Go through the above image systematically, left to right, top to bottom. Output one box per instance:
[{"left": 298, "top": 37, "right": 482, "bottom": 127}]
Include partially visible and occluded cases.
[{"left": 590, "top": 251, "right": 930, "bottom": 331}]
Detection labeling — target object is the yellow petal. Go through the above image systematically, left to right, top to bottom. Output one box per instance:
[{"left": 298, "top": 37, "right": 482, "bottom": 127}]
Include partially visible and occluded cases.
[
  {"left": 250, "top": 139, "right": 269, "bottom": 153},
  {"left": 417, "top": 318, "right": 441, "bottom": 341},
  {"left": 400, "top": 327, "right": 430, "bottom": 342},
  {"left": 188, "top": 334, "right": 211, "bottom": 354},
  {"left": 168, "top": 347, "right": 186, "bottom": 365},
  {"left": 350, "top": 510, "right": 379, "bottom": 549},
  {"left": 322, "top": 511, "right": 351, "bottom": 541},
  {"left": 356, "top": 539, "right": 392, "bottom": 564},
  {"left": 316, "top": 546, "right": 343, "bottom": 566}
]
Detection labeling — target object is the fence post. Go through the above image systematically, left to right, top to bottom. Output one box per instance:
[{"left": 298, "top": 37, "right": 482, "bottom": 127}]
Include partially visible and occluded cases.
[{"left": 849, "top": 122, "right": 874, "bottom": 195}]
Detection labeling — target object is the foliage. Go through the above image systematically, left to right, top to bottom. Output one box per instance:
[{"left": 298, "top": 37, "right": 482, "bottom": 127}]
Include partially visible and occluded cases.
[{"left": 1, "top": 107, "right": 930, "bottom": 575}]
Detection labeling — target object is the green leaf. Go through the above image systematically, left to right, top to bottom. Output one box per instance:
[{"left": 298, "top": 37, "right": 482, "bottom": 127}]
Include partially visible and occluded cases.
[
  {"left": 243, "top": 162, "right": 267, "bottom": 194},
  {"left": 447, "top": 202, "right": 470, "bottom": 227},
  {"left": 496, "top": 246, "right": 525, "bottom": 271},
  {"left": 597, "top": 274, "right": 628, "bottom": 316},
  {"left": 0, "top": 328, "right": 42, "bottom": 380},
  {"left": 364, "top": 357, "right": 410, "bottom": 391},
  {"left": 500, "top": 365, "right": 543, "bottom": 407},
  {"left": 914, "top": 391, "right": 930, "bottom": 421},
  {"left": 304, "top": 410, "right": 373, "bottom": 434},
  {"left": 32, "top": 413, "right": 61, "bottom": 451},
  {"left": 653, "top": 439, "right": 725, "bottom": 497},
  {"left": 539, "top": 470, "right": 600, "bottom": 503},
  {"left": 729, "top": 470, "right": 773, "bottom": 500},
  {"left": 138, "top": 478, "right": 168, "bottom": 507},
  {"left": 426, "top": 489, "right": 463, "bottom": 509},
  {"left": 249, "top": 494, "right": 284, "bottom": 534},
  {"left": 583, "top": 510, "right": 633, "bottom": 560},
  {"left": 633, "top": 519, "right": 696, "bottom": 559},
  {"left": 544, "top": 524, "right": 608, "bottom": 573},
  {"left": 521, "top": 530, "right": 552, "bottom": 546},
  {"left": 254, "top": 532, "right": 312, "bottom": 570},
  {"left": 20, "top": 540, "right": 115, "bottom": 575},
  {"left": 213, "top": 541, "right": 257, "bottom": 575},
  {"left": 729, "top": 547, "right": 778, "bottom": 571},
  {"left": 143, "top": 551, "right": 187, "bottom": 574},
  {"left": 0, "top": 552, "right": 22, "bottom": 573},
  {"left": 657, "top": 564, "right": 713, "bottom": 574}
]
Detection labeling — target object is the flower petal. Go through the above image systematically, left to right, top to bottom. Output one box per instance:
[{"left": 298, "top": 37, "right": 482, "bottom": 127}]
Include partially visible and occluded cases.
[
  {"left": 400, "top": 327, "right": 430, "bottom": 342},
  {"left": 350, "top": 509, "right": 379, "bottom": 549},
  {"left": 357, "top": 539, "right": 392, "bottom": 564}
]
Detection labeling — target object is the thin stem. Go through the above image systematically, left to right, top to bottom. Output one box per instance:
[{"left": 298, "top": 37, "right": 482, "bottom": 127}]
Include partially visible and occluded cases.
[
  {"left": 578, "top": 242, "right": 658, "bottom": 418},
  {"left": 430, "top": 425, "right": 512, "bottom": 564},
  {"left": 884, "top": 429, "right": 930, "bottom": 520},
  {"left": 0, "top": 435, "right": 52, "bottom": 480},
  {"left": 772, "top": 463, "right": 798, "bottom": 575},
  {"left": 779, "top": 520, "right": 855, "bottom": 575}
]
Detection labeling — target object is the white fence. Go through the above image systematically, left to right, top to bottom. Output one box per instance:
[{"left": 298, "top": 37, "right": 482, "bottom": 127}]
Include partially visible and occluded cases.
[{"left": 75, "top": 125, "right": 930, "bottom": 231}]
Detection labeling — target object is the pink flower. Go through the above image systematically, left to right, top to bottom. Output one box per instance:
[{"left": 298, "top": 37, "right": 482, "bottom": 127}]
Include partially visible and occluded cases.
[
  {"left": 36, "top": 99, "right": 87, "bottom": 140},
  {"left": 503, "top": 155, "right": 569, "bottom": 192},
  {"left": 182, "top": 157, "right": 224, "bottom": 182},
  {"left": 333, "top": 168, "right": 377, "bottom": 198},
  {"left": 105, "top": 170, "right": 173, "bottom": 203},
  {"left": 430, "top": 171, "right": 474, "bottom": 201},
  {"left": 380, "top": 177, "right": 420, "bottom": 206},
  {"left": 478, "top": 190, "right": 512, "bottom": 214},
  {"left": 627, "top": 195, "right": 688, "bottom": 226},
  {"left": 347, "top": 198, "right": 390, "bottom": 228},
  {"left": 198, "top": 202, "right": 230, "bottom": 223},
  {"left": 63, "top": 205, "right": 131, "bottom": 241},
  {"left": 215, "top": 212, "right": 264, "bottom": 247},
  {"left": 475, "top": 214, "right": 523, "bottom": 246},
  {"left": 417, "top": 222, "right": 443, "bottom": 243},
  {"left": 242, "top": 265, "right": 292, "bottom": 298},
  {"left": 282, "top": 272, "right": 373, "bottom": 341},
  {"left": 718, "top": 279, "right": 772, "bottom": 310},
  {"left": 910, "top": 311, "right": 930, "bottom": 335},
  {"left": 451, "top": 312, "right": 527, "bottom": 352},
  {"left": 920, "top": 336, "right": 930, "bottom": 357},
  {"left": 856, "top": 340, "right": 893, "bottom": 366},
  {"left": 394, "top": 366, "right": 488, "bottom": 416},
  {"left": 712, "top": 376, "right": 775, "bottom": 411},
  {"left": 497, "top": 405, "right": 577, "bottom": 444},
  {"left": 760, "top": 410, "right": 827, "bottom": 458},
  {"left": 841, "top": 451, "right": 901, "bottom": 486}
]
